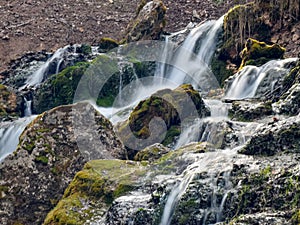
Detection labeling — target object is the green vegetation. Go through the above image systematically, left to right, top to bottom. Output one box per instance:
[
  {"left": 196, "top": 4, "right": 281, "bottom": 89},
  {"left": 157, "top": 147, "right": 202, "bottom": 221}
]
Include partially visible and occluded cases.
[
  {"left": 98, "top": 37, "right": 119, "bottom": 53},
  {"left": 239, "top": 38, "right": 285, "bottom": 69},
  {"left": 76, "top": 44, "right": 92, "bottom": 55},
  {"left": 44, "top": 160, "right": 146, "bottom": 224}
]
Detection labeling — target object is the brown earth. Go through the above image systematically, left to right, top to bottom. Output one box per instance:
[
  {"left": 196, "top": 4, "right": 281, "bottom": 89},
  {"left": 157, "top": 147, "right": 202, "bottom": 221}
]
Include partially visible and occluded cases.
[{"left": 0, "top": 0, "right": 250, "bottom": 74}]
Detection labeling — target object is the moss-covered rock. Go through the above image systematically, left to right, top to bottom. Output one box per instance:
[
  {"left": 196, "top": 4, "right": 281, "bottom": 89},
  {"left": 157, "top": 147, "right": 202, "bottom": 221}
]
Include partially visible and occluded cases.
[
  {"left": 124, "top": 0, "right": 167, "bottom": 42},
  {"left": 221, "top": 0, "right": 299, "bottom": 71},
  {"left": 98, "top": 37, "right": 119, "bottom": 53},
  {"left": 239, "top": 38, "right": 285, "bottom": 69},
  {"left": 33, "top": 62, "right": 89, "bottom": 114},
  {"left": 0, "top": 84, "right": 20, "bottom": 120},
  {"left": 117, "top": 84, "right": 210, "bottom": 157},
  {"left": 0, "top": 102, "right": 126, "bottom": 225},
  {"left": 134, "top": 143, "right": 170, "bottom": 162},
  {"left": 44, "top": 159, "right": 146, "bottom": 225}
]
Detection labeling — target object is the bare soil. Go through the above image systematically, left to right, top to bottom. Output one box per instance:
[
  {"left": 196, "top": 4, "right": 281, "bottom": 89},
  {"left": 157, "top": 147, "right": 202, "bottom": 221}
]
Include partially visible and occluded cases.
[{"left": 0, "top": 0, "right": 249, "bottom": 73}]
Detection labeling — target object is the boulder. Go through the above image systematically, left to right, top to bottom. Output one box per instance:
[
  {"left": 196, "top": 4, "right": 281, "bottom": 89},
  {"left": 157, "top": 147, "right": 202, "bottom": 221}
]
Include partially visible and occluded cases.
[
  {"left": 124, "top": 0, "right": 167, "bottom": 42},
  {"left": 98, "top": 37, "right": 119, "bottom": 53},
  {"left": 239, "top": 38, "right": 285, "bottom": 69},
  {"left": 273, "top": 83, "right": 300, "bottom": 116},
  {"left": 0, "top": 84, "right": 20, "bottom": 121},
  {"left": 117, "top": 84, "right": 210, "bottom": 156},
  {"left": 229, "top": 100, "right": 273, "bottom": 121},
  {"left": 0, "top": 102, "right": 126, "bottom": 225},
  {"left": 240, "top": 115, "right": 300, "bottom": 156},
  {"left": 44, "top": 159, "right": 147, "bottom": 225}
]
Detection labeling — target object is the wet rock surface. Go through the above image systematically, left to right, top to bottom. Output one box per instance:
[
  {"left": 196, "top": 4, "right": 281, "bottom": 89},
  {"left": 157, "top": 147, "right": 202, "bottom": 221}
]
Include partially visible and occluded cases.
[{"left": 0, "top": 102, "right": 126, "bottom": 225}]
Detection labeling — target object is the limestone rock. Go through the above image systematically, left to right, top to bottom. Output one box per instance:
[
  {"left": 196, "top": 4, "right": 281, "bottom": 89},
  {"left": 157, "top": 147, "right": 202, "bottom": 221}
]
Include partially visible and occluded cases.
[
  {"left": 124, "top": 0, "right": 167, "bottom": 42},
  {"left": 273, "top": 83, "right": 300, "bottom": 116},
  {"left": 0, "top": 84, "right": 20, "bottom": 121},
  {"left": 229, "top": 100, "right": 273, "bottom": 121},
  {"left": 0, "top": 102, "right": 126, "bottom": 225},
  {"left": 240, "top": 115, "right": 300, "bottom": 156},
  {"left": 134, "top": 143, "right": 170, "bottom": 162}
]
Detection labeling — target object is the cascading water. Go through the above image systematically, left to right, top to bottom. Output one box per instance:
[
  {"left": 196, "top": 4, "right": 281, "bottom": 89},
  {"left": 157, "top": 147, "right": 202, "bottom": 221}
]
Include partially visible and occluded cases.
[
  {"left": 165, "top": 16, "right": 223, "bottom": 91},
  {"left": 94, "top": 17, "right": 224, "bottom": 125},
  {"left": 23, "top": 45, "right": 70, "bottom": 88},
  {"left": 225, "top": 58, "right": 298, "bottom": 100},
  {"left": 23, "top": 96, "right": 32, "bottom": 117},
  {"left": 175, "top": 99, "right": 230, "bottom": 149},
  {"left": 0, "top": 116, "right": 36, "bottom": 162},
  {"left": 159, "top": 149, "right": 235, "bottom": 225}
]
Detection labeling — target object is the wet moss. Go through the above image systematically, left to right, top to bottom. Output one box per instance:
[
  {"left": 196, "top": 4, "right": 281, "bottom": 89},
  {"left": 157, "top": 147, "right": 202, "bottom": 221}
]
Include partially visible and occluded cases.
[
  {"left": 98, "top": 37, "right": 119, "bottom": 53},
  {"left": 239, "top": 38, "right": 285, "bottom": 69},
  {"left": 76, "top": 44, "right": 92, "bottom": 55},
  {"left": 35, "top": 62, "right": 90, "bottom": 113},
  {"left": 35, "top": 155, "right": 49, "bottom": 165},
  {"left": 44, "top": 160, "right": 146, "bottom": 224},
  {"left": 235, "top": 167, "right": 300, "bottom": 219}
]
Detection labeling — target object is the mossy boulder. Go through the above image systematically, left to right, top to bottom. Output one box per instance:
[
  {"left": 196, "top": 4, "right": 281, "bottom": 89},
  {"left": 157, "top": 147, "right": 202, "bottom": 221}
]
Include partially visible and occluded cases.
[
  {"left": 124, "top": 0, "right": 167, "bottom": 42},
  {"left": 221, "top": 0, "right": 299, "bottom": 74},
  {"left": 98, "top": 37, "right": 119, "bottom": 53},
  {"left": 239, "top": 38, "right": 285, "bottom": 69},
  {"left": 33, "top": 62, "right": 89, "bottom": 114},
  {"left": 0, "top": 84, "right": 20, "bottom": 120},
  {"left": 117, "top": 84, "right": 210, "bottom": 156},
  {"left": 0, "top": 102, "right": 126, "bottom": 225},
  {"left": 134, "top": 143, "right": 170, "bottom": 162},
  {"left": 44, "top": 159, "right": 146, "bottom": 225}
]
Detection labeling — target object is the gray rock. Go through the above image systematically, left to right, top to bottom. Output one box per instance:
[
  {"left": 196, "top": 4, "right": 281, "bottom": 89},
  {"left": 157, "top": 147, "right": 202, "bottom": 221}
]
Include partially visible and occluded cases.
[{"left": 0, "top": 102, "right": 126, "bottom": 225}]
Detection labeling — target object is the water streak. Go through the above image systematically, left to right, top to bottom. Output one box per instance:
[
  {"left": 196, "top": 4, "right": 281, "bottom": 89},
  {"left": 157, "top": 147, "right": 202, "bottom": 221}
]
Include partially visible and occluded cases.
[
  {"left": 225, "top": 58, "right": 298, "bottom": 99},
  {"left": 0, "top": 116, "right": 36, "bottom": 162},
  {"left": 159, "top": 150, "right": 235, "bottom": 225}
]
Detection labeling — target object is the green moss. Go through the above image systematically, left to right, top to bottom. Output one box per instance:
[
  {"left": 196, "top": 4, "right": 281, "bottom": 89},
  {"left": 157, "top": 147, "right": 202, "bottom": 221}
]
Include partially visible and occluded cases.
[
  {"left": 98, "top": 37, "right": 119, "bottom": 53},
  {"left": 239, "top": 38, "right": 285, "bottom": 69},
  {"left": 76, "top": 44, "right": 92, "bottom": 55},
  {"left": 35, "top": 62, "right": 90, "bottom": 113},
  {"left": 162, "top": 126, "right": 181, "bottom": 146},
  {"left": 23, "top": 142, "right": 35, "bottom": 153},
  {"left": 35, "top": 155, "right": 49, "bottom": 165},
  {"left": 45, "top": 160, "right": 146, "bottom": 224},
  {"left": 292, "top": 210, "right": 300, "bottom": 225}
]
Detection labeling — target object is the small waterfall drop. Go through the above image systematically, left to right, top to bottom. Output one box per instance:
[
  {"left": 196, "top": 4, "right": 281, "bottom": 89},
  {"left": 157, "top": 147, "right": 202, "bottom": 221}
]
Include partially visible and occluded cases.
[
  {"left": 165, "top": 16, "right": 223, "bottom": 91},
  {"left": 23, "top": 45, "right": 70, "bottom": 88},
  {"left": 225, "top": 58, "right": 298, "bottom": 100},
  {"left": 23, "top": 96, "right": 32, "bottom": 117},
  {"left": 175, "top": 99, "right": 230, "bottom": 149},
  {"left": 0, "top": 116, "right": 36, "bottom": 162},
  {"left": 159, "top": 150, "right": 235, "bottom": 225}
]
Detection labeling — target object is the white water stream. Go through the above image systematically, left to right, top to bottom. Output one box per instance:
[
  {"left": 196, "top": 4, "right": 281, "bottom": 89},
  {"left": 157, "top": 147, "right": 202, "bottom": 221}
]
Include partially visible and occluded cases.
[{"left": 0, "top": 116, "right": 36, "bottom": 162}]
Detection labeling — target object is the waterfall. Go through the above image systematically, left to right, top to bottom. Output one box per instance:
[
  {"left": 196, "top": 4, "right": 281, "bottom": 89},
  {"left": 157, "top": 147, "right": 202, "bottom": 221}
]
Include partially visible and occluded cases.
[
  {"left": 165, "top": 16, "right": 223, "bottom": 91},
  {"left": 92, "top": 18, "right": 224, "bottom": 126},
  {"left": 23, "top": 45, "right": 70, "bottom": 88},
  {"left": 225, "top": 58, "right": 298, "bottom": 100},
  {"left": 23, "top": 96, "right": 32, "bottom": 117},
  {"left": 175, "top": 99, "right": 230, "bottom": 149},
  {"left": 0, "top": 116, "right": 36, "bottom": 162},
  {"left": 159, "top": 150, "right": 235, "bottom": 225}
]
